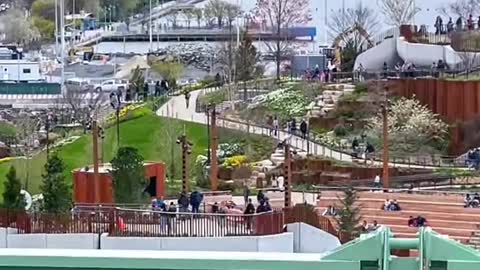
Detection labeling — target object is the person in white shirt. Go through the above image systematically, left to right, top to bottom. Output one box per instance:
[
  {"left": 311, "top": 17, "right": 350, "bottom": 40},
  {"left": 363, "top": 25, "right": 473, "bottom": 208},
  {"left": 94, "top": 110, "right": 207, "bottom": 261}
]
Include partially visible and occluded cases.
[
  {"left": 273, "top": 116, "right": 279, "bottom": 136},
  {"left": 374, "top": 175, "right": 381, "bottom": 189}
]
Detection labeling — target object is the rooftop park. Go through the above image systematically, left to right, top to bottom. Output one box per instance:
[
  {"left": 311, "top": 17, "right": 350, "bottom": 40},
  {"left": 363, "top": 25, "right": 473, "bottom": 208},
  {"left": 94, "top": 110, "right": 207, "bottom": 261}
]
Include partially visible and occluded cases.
[{"left": 0, "top": 100, "right": 274, "bottom": 198}]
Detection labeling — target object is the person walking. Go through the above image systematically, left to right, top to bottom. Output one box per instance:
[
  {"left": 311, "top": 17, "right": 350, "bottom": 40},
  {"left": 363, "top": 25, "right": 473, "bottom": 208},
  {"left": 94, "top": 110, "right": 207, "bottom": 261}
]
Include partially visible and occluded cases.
[
  {"left": 468, "top": 14, "right": 474, "bottom": 30},
  {"left": 447, "top": 17, "right": 454, "bottom": 33},
  {"left": 155, "top": 81, "right": 161, "bottom": 96},
  {"left": 184, "top": 92, "right": 191, "bottom": 109},
  {"left": 267, "top": 115, "right": 274, "bottom": 136},
  {"left": 273, "top": 116, "right": 279, "bottom": 137},
  {"left": 290, "top": 118, "right": 297, "bottom": 134},
  {"left": 300, "top": 119, "right": 308, "bottom": 139},
  {"left": 243, "top": 183, "right": 250, "bottom": 206},
  {"left": 190, "top": 190, "right": 203, "bottom": 213},
  {"left": 178, "top": 192, "right": 189, "bottom": 213},
  {"left": 244, "top": 198, "right": 255, "bottom": 230}
]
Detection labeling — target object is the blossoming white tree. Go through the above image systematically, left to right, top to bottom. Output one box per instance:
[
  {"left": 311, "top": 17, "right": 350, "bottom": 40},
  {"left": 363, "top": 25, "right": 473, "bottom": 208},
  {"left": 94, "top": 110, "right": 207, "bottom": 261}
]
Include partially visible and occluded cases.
[{"left": 367, "top": 96, "right": 449, "bottom": 152}]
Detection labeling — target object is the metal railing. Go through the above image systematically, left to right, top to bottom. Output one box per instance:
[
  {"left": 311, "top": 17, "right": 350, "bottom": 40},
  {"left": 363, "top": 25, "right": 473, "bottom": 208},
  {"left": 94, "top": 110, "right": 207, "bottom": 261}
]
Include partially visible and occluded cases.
[
  {"left": 216, "top": 116, "right": 467, "bottom": 169},
  {"left": 0, "top": 208, "right": 284, "bottom": 237}
]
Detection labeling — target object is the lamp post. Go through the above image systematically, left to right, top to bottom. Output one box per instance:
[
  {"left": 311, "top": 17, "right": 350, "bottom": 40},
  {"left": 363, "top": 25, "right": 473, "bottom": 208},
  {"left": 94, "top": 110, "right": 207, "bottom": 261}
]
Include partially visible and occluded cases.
[
  {"left": 54, "top": 0, "right": 58, "bottom": 57},
  {"left": 60, "top": 0, "right": 65, "bottom": 93},
  {"left": 149, "top": 0, "right": 153, "bottom": 52},
  {"left": 109, "top": 5, "right": 113, "bottom": 24},
  {"left": 104, "top": 7, "right": 108, "bottom": 29},
  {"left": 382, "top": 87, "right": 390, "bottom": 190},
  {"left": 110, "top": 89, "right": 122, "bottom": 148},
  {"left": 206, "top": 105, "right": 211, "bottom": 164},
  {"left": 210, "top": 106, "right": 218, "bottom": 191},
  {"left": 45, "top": 112, "right": 52, "bottom": 159},
  {"left": 92, "top": 120, "right": 100, "bottom": 204},
  {"left": 177, "top": 135, "right": 193, "bottom": 193}
]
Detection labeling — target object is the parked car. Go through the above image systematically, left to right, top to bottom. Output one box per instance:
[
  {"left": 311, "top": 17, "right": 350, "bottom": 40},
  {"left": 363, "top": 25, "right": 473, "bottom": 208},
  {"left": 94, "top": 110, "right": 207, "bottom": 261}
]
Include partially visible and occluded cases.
[
  {"left": 65, "top": 78, "right": 92, "bottom": 92},
  {"left": 94, "top": 79, "right": 129, "bottom": 92}
]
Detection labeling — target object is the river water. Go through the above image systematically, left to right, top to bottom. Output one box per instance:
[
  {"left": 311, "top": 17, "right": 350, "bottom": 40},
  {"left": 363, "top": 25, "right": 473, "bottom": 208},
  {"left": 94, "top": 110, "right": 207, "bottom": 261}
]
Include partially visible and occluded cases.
[{"left": 95, "top": 0, "right": 453, "bottom": 54}]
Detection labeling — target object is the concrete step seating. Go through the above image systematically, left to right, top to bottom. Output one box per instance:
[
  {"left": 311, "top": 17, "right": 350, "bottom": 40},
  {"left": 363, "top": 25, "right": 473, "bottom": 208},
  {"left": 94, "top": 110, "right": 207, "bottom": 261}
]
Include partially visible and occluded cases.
[
  {"left": 316, "top": 191, "right": 477, "bottom": 244},
  {"left": 318, "top": 199, "right": 474, "bottom": 220}
]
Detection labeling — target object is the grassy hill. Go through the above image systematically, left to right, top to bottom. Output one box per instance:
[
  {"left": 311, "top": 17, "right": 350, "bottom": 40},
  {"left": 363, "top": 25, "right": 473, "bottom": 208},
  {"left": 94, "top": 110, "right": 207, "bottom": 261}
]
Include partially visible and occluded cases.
[{"left": 0, "top": 110, "right": 273, "bottom": 196}]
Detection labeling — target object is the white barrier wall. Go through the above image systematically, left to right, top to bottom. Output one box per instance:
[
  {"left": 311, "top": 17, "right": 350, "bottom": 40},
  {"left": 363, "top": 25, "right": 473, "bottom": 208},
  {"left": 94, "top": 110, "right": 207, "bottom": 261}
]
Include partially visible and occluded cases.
[
  {"left": 287, "top": 222, "right": 341, "bottom": 253},
  {"left": 0, "top": 228, "right": 6, "bottom": 248},
  {"left": 6, "top": 233, "right": 99, "bottom": 249},
  {"left": 101, "top": 233, "right": 293, "bottom": 252},
  {"left": 7, "top": 234, "right": 47, "bottom": 248},
  {"left": 46, "top": 234, "right": 99, "bottom": 249}
]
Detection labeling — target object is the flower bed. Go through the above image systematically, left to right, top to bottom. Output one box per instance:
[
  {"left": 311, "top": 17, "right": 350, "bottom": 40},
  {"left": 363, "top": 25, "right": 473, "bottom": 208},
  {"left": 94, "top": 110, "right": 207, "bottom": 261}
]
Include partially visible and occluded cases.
[
  {"left": 247, "top": 87, "right": 309, "bottom": 119},
  {"left": 106, "top": 103, "right": 151, "bottom": 127}
]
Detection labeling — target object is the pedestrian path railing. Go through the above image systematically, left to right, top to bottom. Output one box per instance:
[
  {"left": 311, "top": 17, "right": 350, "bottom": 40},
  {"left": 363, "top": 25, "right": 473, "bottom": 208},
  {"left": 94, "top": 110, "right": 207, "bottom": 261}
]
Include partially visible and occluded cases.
[
  {"left": 216, "top": 116, "right": 468, "bottom": 169},
  {"left": 0, "top": 208, "right": 284, "bottom": 237}
]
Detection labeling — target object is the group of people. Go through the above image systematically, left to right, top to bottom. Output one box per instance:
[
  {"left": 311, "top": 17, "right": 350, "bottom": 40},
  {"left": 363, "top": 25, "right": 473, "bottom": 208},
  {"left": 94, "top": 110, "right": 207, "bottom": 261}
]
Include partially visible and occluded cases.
[
  {"left": 434, "top": 15, "right": 480, "bottom": 35},
  {"left": 430, "top": 60, "right": 448, "bottom": 78},
  {"left": 304, "top": 64, "right": 338, "bottom": 83},
  {"left": 124, "top": 79, "right": 170, "bottom": 102},
  {"left": 266, "top": 115, "right": 279, "bottom": 136},
  {"left": 266, "top": 116, "right": 309, "bottom": 139},
  {"left": 286, "top": 118, "right": 309, "bottom": 139},
  {"left": 351, "top": 137, "right": 376, "bottom": 160},
  {"left": 466, "top": 148, "right": 480, "bottom": 170},
  {"left": 242, "top": 189, "right": 273, "bottom": 214},
  {"left": 151, "top": 190, "right": 203, "bottom": 214},
  {"left": 150, "top": 191, "right": 204, "bottom": 214},
  {"left": 464, "top": 193, "right": 480, "bottom": 208},
  {"left": 383, "top": 199, "right": 401, "bottom": 212},
  {"left": 322, "top": 205, "right": 338, "bottom": 217},
  {"left": 408, "top": 215, "right": 428, "bottom": 227},
  {"left": 361, "top": 220, "right": 380, "bottom": 232}
]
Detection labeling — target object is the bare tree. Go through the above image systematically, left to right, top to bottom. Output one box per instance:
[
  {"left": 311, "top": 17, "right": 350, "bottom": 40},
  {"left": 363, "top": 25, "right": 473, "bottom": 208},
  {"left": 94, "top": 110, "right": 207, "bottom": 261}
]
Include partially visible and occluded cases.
[
  {"left": 205, "top": 0, "right": 227, "bottom": 28},
  {"left": 254, "top": 0, "right": 311, "bottom": 80},
  {"left": 378, "top": 0, "right": 420, "bottom": 26},
  {"left": 438, "top": 0, "right": 480, "bottom": 19},
  {"left": 329, "top": 2, "right": 380, "bottom": 53},
  {"left": 192, "top": 8, "right": 204, "bottom": 28},
  {"left": 183, "top": 9, "right": 195, "bottom": 29},
  {"left": 166, "top": 10, "right": 180, "bottom": 29},
  {"left": 457, "top": 51, "right": 480, "bottom": 76},
  {"left": 62, "top": 89, "right": 107, "bottom": 132},
  {"left": 14, "top": 114, "right": 40, "bottom": 190}
]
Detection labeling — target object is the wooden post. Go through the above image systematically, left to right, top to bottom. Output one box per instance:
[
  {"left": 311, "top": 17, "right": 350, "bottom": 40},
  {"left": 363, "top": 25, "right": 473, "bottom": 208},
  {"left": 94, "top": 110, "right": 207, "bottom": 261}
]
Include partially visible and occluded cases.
[
  {"left": 382, "top": 102, "right": 390, "bottom": 189},
  {"left": 210, "top": 106, "right": 218, "bottom": 191},
  {"left": 92, "top": 120, "right": 100, "bottom": 204},
  {"left": 284, "top": 143, "right": 291, "bottom": 208}
]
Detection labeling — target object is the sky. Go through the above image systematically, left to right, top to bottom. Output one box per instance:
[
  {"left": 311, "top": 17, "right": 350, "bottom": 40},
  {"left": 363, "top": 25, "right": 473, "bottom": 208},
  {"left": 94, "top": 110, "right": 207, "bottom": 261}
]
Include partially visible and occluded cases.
[{"left": 227, "top": 0, "right": 457, "bottom": 44}]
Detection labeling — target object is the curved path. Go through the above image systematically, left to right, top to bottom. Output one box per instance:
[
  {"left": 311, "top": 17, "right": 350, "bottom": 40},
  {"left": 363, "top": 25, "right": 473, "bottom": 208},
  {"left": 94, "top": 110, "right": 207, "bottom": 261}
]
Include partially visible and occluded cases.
[{"left": 156, "top": 89, "right": 466, "bottom": 170}]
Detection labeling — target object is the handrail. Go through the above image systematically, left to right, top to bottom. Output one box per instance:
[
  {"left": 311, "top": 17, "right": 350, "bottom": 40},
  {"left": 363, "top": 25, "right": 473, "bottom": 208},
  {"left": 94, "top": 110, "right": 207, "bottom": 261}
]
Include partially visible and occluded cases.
[{"left": 216, "top": 115, "right": 467, "bottom": 169}]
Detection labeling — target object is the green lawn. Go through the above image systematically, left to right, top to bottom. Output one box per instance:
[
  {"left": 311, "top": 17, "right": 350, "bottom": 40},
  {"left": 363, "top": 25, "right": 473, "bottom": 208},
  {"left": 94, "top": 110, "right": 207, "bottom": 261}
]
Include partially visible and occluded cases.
[{"left": 0, "top": 112, "right": 273, "bottom": 196}]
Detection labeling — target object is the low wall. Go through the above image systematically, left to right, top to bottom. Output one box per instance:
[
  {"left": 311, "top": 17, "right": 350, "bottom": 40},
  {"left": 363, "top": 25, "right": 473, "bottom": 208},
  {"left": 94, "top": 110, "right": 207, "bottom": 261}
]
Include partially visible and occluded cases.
[
  {"left": 0, "top": 226, "right": 336, "bottom": 253},
  {"left": 0, "top": 229, "right": 297, "bottom": 253},
  {"left": 5, "top": 232, "right": 99, "bottom": 249},
  {"left": 101, "top": 233, "right": 293, "bottom": 252}
]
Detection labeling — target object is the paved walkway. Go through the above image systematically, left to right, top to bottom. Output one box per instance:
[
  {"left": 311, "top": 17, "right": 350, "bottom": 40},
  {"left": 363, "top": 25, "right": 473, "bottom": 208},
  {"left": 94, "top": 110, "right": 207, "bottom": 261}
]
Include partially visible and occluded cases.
[{"left": 156, "top": 89, "right": 466, "bottom": 170}]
